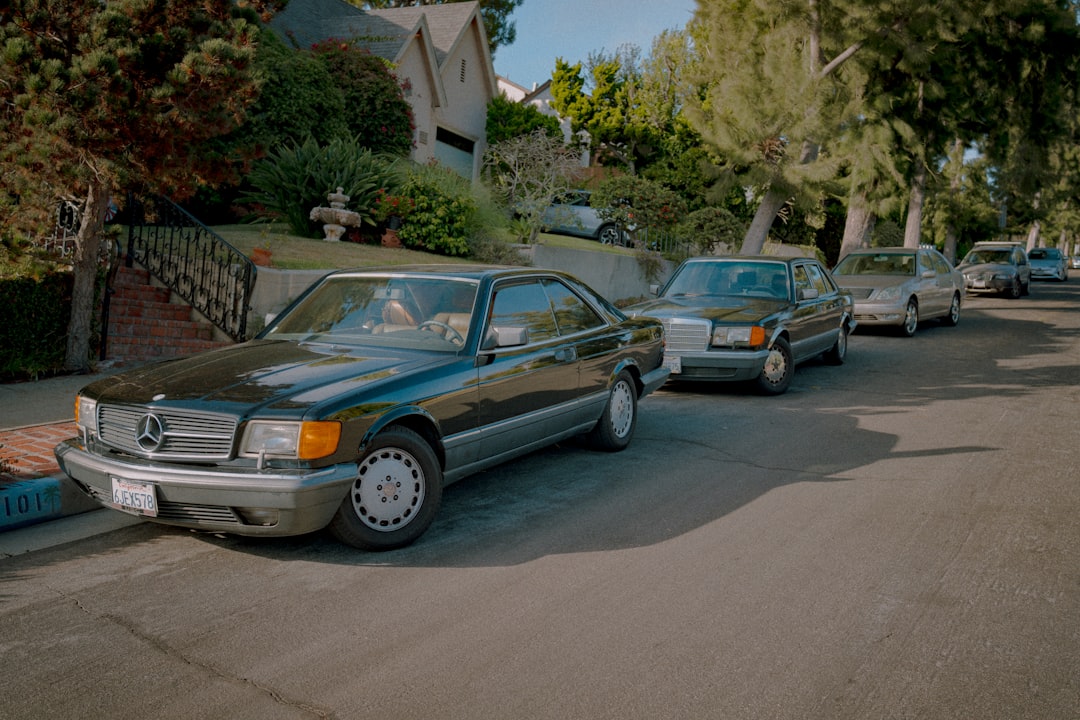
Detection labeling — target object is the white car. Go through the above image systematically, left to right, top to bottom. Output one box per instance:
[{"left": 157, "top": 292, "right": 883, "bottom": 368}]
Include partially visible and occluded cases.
[
  {"left": 541, "top": 190, "right": 627, "bottom": 245},
  {"left": 1027, "top": 247, "right": 1068, "bottom": 281}
]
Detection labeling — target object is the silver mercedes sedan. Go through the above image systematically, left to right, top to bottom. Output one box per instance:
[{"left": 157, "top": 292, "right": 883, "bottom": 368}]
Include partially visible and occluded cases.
[{"left": 832, "top": 247, "right": 964, "bottom": 337}]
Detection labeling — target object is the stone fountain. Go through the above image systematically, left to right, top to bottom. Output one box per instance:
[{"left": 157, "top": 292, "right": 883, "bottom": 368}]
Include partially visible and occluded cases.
[{"left": 309, "top": 187, "right": 361, "bottom": 242}]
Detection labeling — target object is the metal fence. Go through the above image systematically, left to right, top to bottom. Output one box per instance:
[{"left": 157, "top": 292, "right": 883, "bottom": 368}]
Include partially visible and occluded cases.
[{"left": 125, "top": 196, "right": 256, "bottom": 341}]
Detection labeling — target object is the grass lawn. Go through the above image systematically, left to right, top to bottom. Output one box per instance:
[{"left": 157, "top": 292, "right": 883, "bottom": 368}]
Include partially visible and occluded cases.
[{"left": 211, "top": 223, "right": 629, "bottom": 270}]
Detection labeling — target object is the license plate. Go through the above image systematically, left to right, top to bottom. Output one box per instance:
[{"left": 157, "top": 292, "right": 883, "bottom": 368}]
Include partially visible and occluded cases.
[
  {"left": 973, "top": 280, "right": 986, "bottom": 288},
  {"left": 663, "top": 354, "right": 682, "bottom": 374},
  {"left": 110, "top": 477, "right": 158, "bottom": 517}
]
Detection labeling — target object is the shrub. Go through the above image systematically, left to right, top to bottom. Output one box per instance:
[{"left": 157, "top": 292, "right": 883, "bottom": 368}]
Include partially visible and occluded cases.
[
  {"left": 311, "top": 40, "right": 415, "bottom": 158},
  {"left": 242, "top": 136, "right": 404, "bottom": 236},
  {"left": 395, "top": 166, "right": 476, "bottom": 256},
  {"left": 679, "top": 206, "right": 746, "bottom": 255},
  {"left": 0, "top": 271, "right": 75, "bottom": 380}
]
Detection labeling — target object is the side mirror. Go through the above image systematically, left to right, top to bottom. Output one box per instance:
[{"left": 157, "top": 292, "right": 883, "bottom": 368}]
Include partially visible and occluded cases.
[
  {"left": 921, "top": 270, "right": 936, "bottom": 279},
  {"left": 649, "top": 283, "right": 660, "bottom": 296},
  {"left": 798, "top": 288, "right": 819, "bottom": 301},
  {"left": 480, "top": 326, "right": 529, "bottom": 351}
]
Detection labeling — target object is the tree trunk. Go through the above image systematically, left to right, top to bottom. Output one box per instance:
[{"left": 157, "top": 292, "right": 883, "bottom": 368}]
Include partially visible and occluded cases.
[
  {"left": 903, "top": 160, "right": 927, "bottom": 248},
  {"left": 63, "top": 183, "right": 110, "bottom": 372},
  {"left": 739, "top": 186, "right": 789, "bottom": 255},
  {"left": 839, "top": 191, "right": 875, "bottom": 258},
  {"left": 1025, "top": 220, "right": 1040, "bottom": 251}
]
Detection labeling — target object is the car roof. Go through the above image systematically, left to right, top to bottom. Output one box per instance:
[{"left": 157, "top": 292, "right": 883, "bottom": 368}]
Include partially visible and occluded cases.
[
  {"left": 840, "top": 247, "right": 920, "bottom": 255},
  {"left": 680, "top": 255, "right": 811, "bottom": 266}
]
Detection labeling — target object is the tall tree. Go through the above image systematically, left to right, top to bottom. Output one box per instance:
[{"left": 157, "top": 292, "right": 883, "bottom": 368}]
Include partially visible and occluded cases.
[
  {"left": 1, "top": 0, "right": 269, "bottom": 371},
  {"left": 359, "top": 0, "right": 523, "bottom": 55}
]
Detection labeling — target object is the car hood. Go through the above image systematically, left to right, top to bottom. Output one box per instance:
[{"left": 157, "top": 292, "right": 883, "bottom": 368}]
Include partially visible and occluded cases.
[
  {"left": 957, "top": 262, "right": 1015, "bottom": 274},
  {"left": 833, "top": 275, "right": 909, "bottom": 290},
  {"left": 626, "top": 295, "right": 785, "bottom": 323},
  {"left": 79, "top": 339, "right": 456, "bottom": 416}
]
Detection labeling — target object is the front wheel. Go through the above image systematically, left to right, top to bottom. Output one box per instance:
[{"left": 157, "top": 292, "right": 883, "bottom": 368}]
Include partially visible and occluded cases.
[
  {"left": 597, "top": 224, "right": 622, "bottom": 246},
  {"left": 899, "top": 299, "right": 919, "bottom": 337},
  {"left": 755, "top": 337, "right": 792, "bottom": 395},
  {"left": 588, "top": 370, "right": 638, "bottom": 451},
  {"left": 328, "top": 427, "right": 442, "bottom": 551}
]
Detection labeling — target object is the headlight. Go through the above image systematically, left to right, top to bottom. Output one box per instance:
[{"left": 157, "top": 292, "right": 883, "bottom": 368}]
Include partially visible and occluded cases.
[
  {"left": 992, "top": 270, "right": 1017, "bottom": 280},
  {"left": 874, "top": 285, "right": 902, "bottom": 302},
  {"left": 712, "top": 325, "right": 766, "bottom": 347},
  {"left": 75, "top": 395, "right": 97, "bottom": 433},
  {"left": 241, "top": 420, "right": 341, "bottom": 460}
]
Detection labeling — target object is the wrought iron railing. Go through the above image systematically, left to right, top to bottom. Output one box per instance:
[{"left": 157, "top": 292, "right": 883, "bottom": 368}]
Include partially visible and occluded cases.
[{"left": 126, "top": 196, "right": 256, "bottom": 341}]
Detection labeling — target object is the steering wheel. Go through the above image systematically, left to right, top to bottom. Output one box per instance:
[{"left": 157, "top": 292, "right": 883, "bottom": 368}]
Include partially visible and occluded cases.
[{"left": 417, "top": 320, "right": 465, "bottom": 346}]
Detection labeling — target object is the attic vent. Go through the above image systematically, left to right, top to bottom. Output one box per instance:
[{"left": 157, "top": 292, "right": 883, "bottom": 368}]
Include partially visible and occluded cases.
[{"left": 459, "top": 58, "right": 467, "bottom": 83}]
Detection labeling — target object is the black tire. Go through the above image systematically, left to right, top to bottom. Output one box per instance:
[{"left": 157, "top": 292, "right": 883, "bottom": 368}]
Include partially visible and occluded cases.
[
  {"left": 598, "top": 224, "right": 622, "bottom": 245},
  {"left": 1007, "top": 279, "right": 1022, "bottom": 299},
  {"left": 942, "top": 293, "right": 961, "bottom": 327},
  {"left": 899, "top": 298, "right": 919, "bottom": 337},
  {"left": 824, "top": 322, "right": 848, "bottom": 365},
  {"left": 755, "top": 337, "right": 793, "bottom": 395},
  {"left": 588, "top": 370, "right": 638, "bottom": 451},
  {"left": 328, "top": 427, "right": 442, "bottom": 551}
]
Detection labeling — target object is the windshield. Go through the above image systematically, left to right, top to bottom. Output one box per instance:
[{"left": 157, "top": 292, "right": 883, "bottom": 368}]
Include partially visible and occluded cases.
[
  {"left": 1028, "top": 249, "right": 1058, "bottom": 260},
  {"left": 962, "top": 250, "right": 1012, "bottom": 265},
  {"left": 834, "top": 253, "right": 915, "bottom": 276},
  {"left": 664, "top": 261, "right": 789, "bottom": 300},
  {"left": 265, "top": 275, "right": 479, "bottom": 351}
]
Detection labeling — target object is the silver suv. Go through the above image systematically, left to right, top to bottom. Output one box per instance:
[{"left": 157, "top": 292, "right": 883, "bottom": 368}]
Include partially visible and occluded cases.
[{"left": 957, "top": 242, "right": 1031, "bottom": 298}]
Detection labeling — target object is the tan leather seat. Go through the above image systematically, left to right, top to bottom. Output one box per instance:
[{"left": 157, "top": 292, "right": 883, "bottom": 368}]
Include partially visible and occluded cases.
[
  {"left": 383, "top": 300, "right": 416, "bottom": 326},
  {"left": 431, "top": 312, "right": 471, "bottom": 338}
]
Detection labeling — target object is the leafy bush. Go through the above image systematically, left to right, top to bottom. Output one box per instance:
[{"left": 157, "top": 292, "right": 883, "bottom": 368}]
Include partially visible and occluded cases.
[
  {"left": 311, "top": 40, "right": 415, "bottom": 157},
  {"left": 242, "top": 136, "right": 404, "bottom": 236},
  {"left": 394, "top": 166, "right": 477, "bottom": 257},
  {"left": 591, "top": 175, "right": 687, "bottom": 241},
  {"left": 679, "top": 206, "right": 747, "bottom": 255},
  {"left": 0, "top": 272, "right": 75, "bottom": 380}
]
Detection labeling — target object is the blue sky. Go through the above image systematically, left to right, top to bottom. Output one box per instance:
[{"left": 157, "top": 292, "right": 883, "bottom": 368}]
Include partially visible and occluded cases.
[{"left": 494, "top": 0, "right": 698, "bottom": 90}]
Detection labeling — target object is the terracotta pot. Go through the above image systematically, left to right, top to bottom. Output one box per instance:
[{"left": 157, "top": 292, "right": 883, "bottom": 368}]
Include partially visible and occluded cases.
[
  {"left": 381, "top": 228, "right": 403, "bottom": 248},
  {"left": 250, "top": 247, "right": 272, "bottom": 267}
]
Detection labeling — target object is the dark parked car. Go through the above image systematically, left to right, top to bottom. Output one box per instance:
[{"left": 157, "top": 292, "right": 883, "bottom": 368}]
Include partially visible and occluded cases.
[
  {"left": 541, "top": 190, "right": 627, "bottom": 245},
  {"left": 957, "top": 242, "right": 1031, "bottom": 298},
  {"left": 832, "top": 246, "right": 964, "bottom": 336},
  {"left": 1027, "top": 247, "right": 1068, "bottom": 281},
  {"left": 625, "top": 256, "right": 855, "bottom": 395},
  {"left": 56, "top": 266, "right": 669, "bottom": 551}
]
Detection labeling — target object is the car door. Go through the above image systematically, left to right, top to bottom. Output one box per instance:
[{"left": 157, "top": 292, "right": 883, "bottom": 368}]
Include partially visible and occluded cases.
[
  {"left": 789, "top": 261, "right": 844, "bottom": 360},
  {"left": 475, "top": 277, "right": 584, "bottom": 461}
]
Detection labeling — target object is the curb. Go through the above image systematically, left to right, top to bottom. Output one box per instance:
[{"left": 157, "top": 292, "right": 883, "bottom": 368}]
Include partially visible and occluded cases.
[{"left": 0, "top": 473, "right": 102, "bottom": 532}]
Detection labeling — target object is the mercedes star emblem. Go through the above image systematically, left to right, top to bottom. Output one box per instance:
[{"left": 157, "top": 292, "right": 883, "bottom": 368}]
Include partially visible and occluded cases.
[{"left": 135, "top": 413, "right": 165, "bottom": 452}]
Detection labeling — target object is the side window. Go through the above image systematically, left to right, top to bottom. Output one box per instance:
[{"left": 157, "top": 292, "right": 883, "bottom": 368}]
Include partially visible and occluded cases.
[
  {"left": 917, "top": 252, "right": 934, "bottom": 274},
  {"left": 931, "top": 252, "right": 951, "bottom": 274},
  {"left": 802, "top": 263, "right": 832, "bottom": 295},
  {"left": 793, "top": 265, "right": 813, "bottom": 297},
  {"left": 543, "top": 279, "right": 605, "bottom": 335},
  {"left": 489, "top": 281, "right": 557, "bottom": 343}
]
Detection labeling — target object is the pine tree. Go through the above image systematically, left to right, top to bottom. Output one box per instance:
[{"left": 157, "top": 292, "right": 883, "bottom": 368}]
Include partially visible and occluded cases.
[{"left": 1, "top": 0, "right": 269, "bottom": 371}]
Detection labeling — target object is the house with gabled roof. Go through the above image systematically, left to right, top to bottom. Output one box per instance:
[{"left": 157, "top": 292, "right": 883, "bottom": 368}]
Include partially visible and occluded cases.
[{"left": 270, "top": 0, "right": 496, "bottom": 181}]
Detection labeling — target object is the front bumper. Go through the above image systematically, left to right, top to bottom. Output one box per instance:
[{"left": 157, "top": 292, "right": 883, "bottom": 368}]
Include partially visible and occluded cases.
[
  {"left": 963, "top": 275, "right": 1012, "bottom": 293},
  {"left": 852, "top": 300, "right": 907, "bottom": 326},
  {"left": 662, "top": 348, "right": 769, "bottom": 382},
  {"left": 55, "top": 438, "right": 357, "bottom": 537}
]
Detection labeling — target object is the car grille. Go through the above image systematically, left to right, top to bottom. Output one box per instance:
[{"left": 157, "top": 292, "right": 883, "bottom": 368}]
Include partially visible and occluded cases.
[
  {"left": 661, "top": 318, "right": 711, "bottom": 353},
  {"left": 97, "top": 404, "right": 238, "bottom": 461}
]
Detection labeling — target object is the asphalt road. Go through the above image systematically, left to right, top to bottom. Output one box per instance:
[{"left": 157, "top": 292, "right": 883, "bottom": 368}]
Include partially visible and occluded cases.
[{"left": 2, "top": 280, "right": 1078, "bottom": 720}]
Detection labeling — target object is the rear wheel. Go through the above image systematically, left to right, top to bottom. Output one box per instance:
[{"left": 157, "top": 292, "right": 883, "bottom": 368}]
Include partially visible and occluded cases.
[
  {"left": 942, "top": 293, "right": 961, "bottom": 326},
  {"left": 824, "top": 323, "right": 848, "bottom": 365},
  {"left": 755, "top": 337, "right": 792, "bottom": 395},
  {"left": 588, "top": 370, "right": 638, "bottom": 451},
  {"left": 328, "top": 427, "right": 442, "bottom": 551}
]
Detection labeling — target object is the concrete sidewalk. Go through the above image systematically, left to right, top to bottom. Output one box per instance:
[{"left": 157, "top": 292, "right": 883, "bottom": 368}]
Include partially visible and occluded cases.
[{"left": 0, "top": 367, "right": 137, "bottom": 545}]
